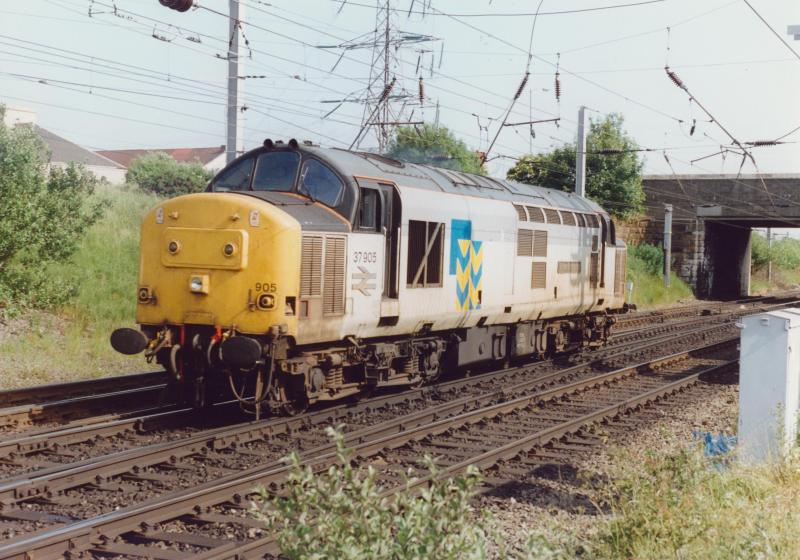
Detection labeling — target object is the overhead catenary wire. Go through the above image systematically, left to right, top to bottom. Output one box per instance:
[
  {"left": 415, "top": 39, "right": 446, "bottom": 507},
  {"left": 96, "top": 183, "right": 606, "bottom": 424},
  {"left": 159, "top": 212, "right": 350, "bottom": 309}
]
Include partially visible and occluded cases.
[
  {"left": 12, "top": 0, "right": 793, "bottom": 177},
  {"left": 79, "top": 0, "right": 564, "bottom": 138},
  {"left": 332, "top": 0, "right": 668, "bottom": 18},
  {"left": 481, "top": 0, "right": 544, "bottom": 163},
  {"left": 741, "top": 0, "right": 800, "bottom": 63},
  {"left": 663, "top": 65, "right": 777, "bottom": 207}
]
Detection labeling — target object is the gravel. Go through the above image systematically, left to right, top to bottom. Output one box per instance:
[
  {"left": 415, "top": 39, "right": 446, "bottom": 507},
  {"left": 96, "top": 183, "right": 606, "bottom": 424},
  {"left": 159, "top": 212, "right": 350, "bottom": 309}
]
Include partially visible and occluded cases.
[{"left": 478, "top": 368, "right": 740, "bottom": 554}]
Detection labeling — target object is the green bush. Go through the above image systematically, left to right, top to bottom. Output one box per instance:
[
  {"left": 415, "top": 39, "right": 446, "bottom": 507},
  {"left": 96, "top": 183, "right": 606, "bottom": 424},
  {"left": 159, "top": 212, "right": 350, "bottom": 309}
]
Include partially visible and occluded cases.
[
  {"left": 0, "top": 107, "right": 103, "bottom": 313},
  {"left": 507, "top": 114, "right": 645, "bottom": 219},
  {"left": 126, "top": 152, "right": 212, "bottom": 197},
  {"left": 750, "top": 232, "right": 800, "bottom": 272},
  {"left": 751, "top": 232, "right": 770, "bottom": 269},
  {"left": 627, "top": 243, "right": 664, "bottom": 276},
  {"left": 626, "top": 245, "right": 693, "bottom": 308},
  {"left": 253, "top": 427, "right": 493, "bottom": 560}
]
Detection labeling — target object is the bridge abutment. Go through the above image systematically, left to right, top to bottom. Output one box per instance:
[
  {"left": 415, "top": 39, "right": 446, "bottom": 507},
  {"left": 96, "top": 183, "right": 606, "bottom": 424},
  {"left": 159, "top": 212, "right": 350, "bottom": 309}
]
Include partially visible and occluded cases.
[{"left": 626, "top": 174, "right": 800, "bottom": 300}]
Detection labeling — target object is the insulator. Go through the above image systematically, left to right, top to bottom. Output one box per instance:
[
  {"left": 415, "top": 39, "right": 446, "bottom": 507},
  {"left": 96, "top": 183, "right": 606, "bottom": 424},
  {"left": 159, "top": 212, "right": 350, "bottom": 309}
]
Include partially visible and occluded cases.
[
  {"left": 159, "top": 0, "right": 193, "bottom": 12},
  {"left": 665, "top": 66, "right": 684, "bottom": 89},
  {"left": 514, "top": 72, "right": 530, "bottom": 100},
  {"left": 554, "top": 72, "right": 561, "bottom": 102},
  {"left": 380, "top": 77, "right": 396, "bottom": 103},
  {"left": 418, "top": 77, "right": 425, "bottom": 104},
  {"left": 689, "top": 118, "right": 696, "bottom": 136},
  {"left": 750, "top": 140, "right": 779, "bottom": 147}
]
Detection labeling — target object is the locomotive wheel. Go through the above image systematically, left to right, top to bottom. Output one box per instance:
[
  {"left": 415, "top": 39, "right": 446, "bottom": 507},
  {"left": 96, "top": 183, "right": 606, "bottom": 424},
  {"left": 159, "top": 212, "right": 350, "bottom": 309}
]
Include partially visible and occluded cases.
[
  {"left": 420, "top": 352, "right": 441, "bottom": 384},
  {"left": 279, "top": 377, "right": 309, "bottom": 416},
  {"left": 281, "top": 394, "right": 309, "bottom": 416}
]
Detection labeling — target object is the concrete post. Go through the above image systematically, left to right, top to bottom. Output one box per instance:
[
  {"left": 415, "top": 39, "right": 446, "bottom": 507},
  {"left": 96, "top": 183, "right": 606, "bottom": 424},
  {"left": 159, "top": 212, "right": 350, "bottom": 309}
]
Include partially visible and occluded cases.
[
  {"left": 226, "top": 0, "right": 245, "bottom": 164},
  {"left": 575, "top": 106, "right": 587, "bottom": 198},
  {"left": 663, "top": 204, "right": 672, "bottom": 288},
  {"left": 767, "top": 227, "right": 773, "bottom": 285},
  {"left": 742, "top": 232, "right": 752, "bottom": 296}
]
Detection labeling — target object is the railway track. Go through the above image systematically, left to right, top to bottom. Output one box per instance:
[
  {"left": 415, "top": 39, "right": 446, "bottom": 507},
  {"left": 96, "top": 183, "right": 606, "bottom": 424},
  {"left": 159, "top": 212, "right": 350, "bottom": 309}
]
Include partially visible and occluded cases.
[
  {"left": 0, "top": 294, "right": 794, "bottom": 558},
  {"left": 0, "top": 316, "right": 739, "bottom": 483},
  {"left": 0, "top": 334, "right": 737, "bottom": 559}
]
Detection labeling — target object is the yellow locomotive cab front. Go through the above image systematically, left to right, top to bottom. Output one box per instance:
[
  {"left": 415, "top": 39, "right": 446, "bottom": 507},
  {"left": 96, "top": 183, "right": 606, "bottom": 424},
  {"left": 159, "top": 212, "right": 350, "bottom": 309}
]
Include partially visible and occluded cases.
[{"left": 135, "top": 192, "right": 301, "bottom": 337}]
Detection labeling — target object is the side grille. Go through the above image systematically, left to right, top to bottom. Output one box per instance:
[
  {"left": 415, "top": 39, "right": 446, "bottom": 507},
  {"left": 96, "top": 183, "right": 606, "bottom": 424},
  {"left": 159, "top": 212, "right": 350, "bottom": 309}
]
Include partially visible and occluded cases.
[
  {"left": 513, "top": 204, "right": 527, "bottom": 221},
  {"left": 527, "top": 207, "right": 545, "bottom": 223},
  {"left": 543, "top": 208, "right": 561, "bottom": 224},
  {"left": 561, "top": 211, "right": 577, "bottom": 226},
  {"left": 576, "top": 213, "right": 587, "bottom": 227},
  {"left": 517, "top": 229, "right": 533, "bottom": 257},
  {"left": 533, "top": 230, "right": 548, "bottom": 257},
  {"left": 300, "top": 236, "right": 323, "bottom": 297},
  {"left": 323, "top": 237, "right": 346, "bottom": 315},
  {"left": 614, "top": 248, "right": 627, "bottom": 296},
  {"left": 590, "top": 253, "right": 600, "bottom": 288},
  {"left": 557, "top": 261, "right": 581, "bottom": 274},
  {"left": 531, "top": 262, "right": 546, "bottom": 289}
]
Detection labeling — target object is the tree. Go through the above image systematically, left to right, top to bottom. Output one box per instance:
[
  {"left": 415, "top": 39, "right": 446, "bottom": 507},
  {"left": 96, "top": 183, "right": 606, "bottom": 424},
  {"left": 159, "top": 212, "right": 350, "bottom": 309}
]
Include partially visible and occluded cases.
[
  {"left": 0, "top": 106, "right": 103, "bottom": 309},
  {"left": 507, "top": 114, "right": 645, "bottom": 218},
  {"left": 386, "top": 124, "right": 485, "bottom": 175},
  {"left": 126, "top": 152, "right": 212, "bottom": 197}
]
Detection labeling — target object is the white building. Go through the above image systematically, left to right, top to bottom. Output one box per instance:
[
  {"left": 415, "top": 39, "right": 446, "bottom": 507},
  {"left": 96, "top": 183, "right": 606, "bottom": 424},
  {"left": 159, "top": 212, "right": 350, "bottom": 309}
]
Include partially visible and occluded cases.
[{"left": 2, "top": 106, "right": 127, "bottom": 184}]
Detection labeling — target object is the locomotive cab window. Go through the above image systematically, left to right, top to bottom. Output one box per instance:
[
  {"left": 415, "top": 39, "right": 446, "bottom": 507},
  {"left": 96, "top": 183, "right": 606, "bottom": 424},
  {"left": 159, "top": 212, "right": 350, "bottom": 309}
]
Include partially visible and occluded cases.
[
  {"left": 252, "top": 151, "right": 300, "bottom": 192},
  {"left": 211, "top": 156, "right": 254, "bottom": 192},
  {"left": 299, "top": 159, "right": 344, "bottom": 207},
  {"left": 357, "top": 187, "right": 381, "bottom": 232}
]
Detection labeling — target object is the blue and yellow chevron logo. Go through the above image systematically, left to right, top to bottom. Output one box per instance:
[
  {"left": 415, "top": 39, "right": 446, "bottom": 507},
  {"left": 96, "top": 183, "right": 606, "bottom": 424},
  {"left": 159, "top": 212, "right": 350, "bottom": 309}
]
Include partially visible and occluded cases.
[{"left": 450, "top": 219, "right": 483, "bottom": 311}]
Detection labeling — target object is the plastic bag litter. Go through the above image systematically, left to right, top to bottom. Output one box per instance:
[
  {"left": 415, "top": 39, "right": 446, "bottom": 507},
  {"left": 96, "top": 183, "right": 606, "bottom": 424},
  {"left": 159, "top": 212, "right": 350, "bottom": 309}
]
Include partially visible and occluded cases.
[{"left": 692, "top": 431, "right": 737, "bottom": 457}]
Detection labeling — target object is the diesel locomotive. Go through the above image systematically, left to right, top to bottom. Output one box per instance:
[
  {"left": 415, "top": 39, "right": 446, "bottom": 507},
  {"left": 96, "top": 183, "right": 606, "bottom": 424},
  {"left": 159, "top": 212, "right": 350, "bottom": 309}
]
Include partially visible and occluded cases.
[{"left": 111, "top": 139, "right": 629, "bottom": 415}]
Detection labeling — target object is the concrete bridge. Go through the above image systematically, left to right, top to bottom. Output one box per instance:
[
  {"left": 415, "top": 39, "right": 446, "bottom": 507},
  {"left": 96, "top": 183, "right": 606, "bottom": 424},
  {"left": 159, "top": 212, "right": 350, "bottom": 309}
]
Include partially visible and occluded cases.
[{"left": 628, "top": 174, "right": 800, "bottom": 299}]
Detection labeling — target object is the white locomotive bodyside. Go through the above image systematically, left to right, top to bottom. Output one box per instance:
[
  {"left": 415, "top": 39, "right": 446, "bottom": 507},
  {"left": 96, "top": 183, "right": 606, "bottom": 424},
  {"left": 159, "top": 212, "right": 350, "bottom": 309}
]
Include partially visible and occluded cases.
[{"left": 296, "top": 159, "right": 626, "bottom": 347}]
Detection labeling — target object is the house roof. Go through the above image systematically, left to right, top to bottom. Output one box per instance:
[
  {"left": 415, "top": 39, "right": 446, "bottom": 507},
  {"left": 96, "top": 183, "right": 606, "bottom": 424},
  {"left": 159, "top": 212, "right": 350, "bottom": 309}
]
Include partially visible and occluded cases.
[
  {"left": 36, "top": 126, "right": 124, "bottom": 169},
  {"left": 97, "top": 146, "right": 226, "bottom": 168}
]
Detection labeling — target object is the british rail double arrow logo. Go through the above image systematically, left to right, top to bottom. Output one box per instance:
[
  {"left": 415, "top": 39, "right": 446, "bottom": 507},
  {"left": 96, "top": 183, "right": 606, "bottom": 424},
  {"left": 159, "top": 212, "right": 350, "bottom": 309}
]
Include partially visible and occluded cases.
[{"left": 351, "top": 266, "right": 377, "bottom": 296}]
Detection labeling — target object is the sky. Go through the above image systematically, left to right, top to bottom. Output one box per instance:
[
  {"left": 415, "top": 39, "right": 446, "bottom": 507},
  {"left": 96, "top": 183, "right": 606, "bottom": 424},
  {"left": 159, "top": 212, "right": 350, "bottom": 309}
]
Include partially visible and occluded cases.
[{"left": 1, "top": 0, "right": 799, "bottom": 183}]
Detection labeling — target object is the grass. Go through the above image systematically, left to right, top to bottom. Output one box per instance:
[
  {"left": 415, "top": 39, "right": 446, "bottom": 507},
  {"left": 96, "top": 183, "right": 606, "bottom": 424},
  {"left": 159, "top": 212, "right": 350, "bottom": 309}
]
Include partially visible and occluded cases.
[
  {"left": 0, "top": 184, "right": 159, "bottom": 388},
  {"left": 626, "top": 250, "right": 694, "bottom": 309},
  {"left": 751, "top": 267, "right": 800, "bottom": 295},
  {"left": 571, "top": 446, "right": 800, "bottom": 559}
]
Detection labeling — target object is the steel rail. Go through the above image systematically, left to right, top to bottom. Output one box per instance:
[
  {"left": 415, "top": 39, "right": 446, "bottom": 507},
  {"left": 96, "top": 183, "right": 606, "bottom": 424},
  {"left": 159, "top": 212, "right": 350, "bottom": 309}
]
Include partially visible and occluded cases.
[
  {"left": 0, "top": 371, "right": 165, "bottom": 408},
  {"left": 0, "top": 383, "right": 170, "bottom": 431}
]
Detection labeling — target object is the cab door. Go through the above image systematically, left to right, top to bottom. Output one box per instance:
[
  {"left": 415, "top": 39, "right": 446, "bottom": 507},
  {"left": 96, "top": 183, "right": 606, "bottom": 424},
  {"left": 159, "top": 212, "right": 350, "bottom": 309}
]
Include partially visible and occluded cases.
[{"left": 355, "top": 178, "right": 401, "bottom": 324}]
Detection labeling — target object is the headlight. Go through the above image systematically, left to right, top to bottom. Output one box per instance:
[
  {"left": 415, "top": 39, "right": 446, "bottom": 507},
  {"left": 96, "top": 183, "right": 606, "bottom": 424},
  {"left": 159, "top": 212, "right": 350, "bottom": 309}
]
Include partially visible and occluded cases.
[
  {"left": 167, "top": 240, "right": 180, "bottom": 254},
  {"left": 223, "top": 242, "right": 237, "bottom": 257},
  {"left": 189, "top": 275, "right": 209, "bottom": 294}
]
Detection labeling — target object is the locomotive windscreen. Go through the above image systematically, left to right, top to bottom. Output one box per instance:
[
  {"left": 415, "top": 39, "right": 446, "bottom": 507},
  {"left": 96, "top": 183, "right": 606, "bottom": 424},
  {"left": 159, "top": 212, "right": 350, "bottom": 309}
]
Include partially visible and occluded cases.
[{"left": 252, "top": 151, "right": 300, "bottom": 192}]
